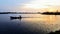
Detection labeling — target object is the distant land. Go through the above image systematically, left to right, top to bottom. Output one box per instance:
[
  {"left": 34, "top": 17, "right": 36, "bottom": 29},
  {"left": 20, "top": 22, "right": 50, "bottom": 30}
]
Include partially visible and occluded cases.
[
  {"left": 0, "top": 12, "right": 38, "bottom": 14},
  {"left": 1, "top": 12, "right": 60, "bottom": 15},
  {"left": 48, "top": 30, "right": 60, "bottom": 34}
]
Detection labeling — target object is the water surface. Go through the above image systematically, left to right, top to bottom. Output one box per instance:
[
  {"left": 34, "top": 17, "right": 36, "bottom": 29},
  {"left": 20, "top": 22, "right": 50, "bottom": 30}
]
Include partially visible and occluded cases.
[{"left": 0, "top": 14, "right": 60, "bottom": 34}]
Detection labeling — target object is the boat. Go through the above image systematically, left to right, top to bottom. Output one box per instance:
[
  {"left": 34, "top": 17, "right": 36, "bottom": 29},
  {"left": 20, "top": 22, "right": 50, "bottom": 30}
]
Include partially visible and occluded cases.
[{"left": 10, "top": 16, "right": 22, "bottom": 20}]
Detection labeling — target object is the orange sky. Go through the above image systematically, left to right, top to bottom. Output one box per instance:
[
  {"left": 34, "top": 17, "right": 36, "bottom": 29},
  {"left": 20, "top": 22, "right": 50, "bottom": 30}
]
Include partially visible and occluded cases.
[{"left": 20, "top": 0, "right": 60, "bottom": 12}]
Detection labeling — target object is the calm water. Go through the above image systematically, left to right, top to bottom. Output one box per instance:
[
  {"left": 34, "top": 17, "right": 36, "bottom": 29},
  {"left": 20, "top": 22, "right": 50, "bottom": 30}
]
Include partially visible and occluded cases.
[{"left": 0, "top": 14, "right": 60, "bottom": 34}]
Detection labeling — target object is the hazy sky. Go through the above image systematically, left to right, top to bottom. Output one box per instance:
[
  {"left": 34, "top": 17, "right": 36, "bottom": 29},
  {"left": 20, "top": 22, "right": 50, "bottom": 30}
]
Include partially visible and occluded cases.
[
  {"left": 0, "top": 0, "right": 60, "bottom": 12},
  {"left": 0, "top": 0, "right": 32, "bottom": 12},
  {"left": 22, "top": 0, "right": 60, "bottom": 12}
]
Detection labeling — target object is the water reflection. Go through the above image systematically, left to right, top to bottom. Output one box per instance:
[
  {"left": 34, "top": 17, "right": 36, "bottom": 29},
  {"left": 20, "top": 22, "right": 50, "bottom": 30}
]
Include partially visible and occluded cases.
[
  {"left": 0, "top": 14, "right": 60, "bottom": 34},
  {"left": 21, "top": 15, "right": 60, "bottom": 33}
]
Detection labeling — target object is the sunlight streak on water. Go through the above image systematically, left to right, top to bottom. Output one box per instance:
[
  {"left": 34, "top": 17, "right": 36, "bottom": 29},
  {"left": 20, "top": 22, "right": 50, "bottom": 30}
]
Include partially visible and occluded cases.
[
  {"left": 0, "top": 14, "right": 60, "bottom": 34},
  {"left": 22, "top": 14, "right": 60, "bottom": 32}
]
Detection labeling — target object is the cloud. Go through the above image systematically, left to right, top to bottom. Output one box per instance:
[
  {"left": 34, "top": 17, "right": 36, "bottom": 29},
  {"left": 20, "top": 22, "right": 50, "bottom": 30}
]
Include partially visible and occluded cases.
[
  {"left": 0, "top": 0, "right": 32, "bottom": 12},
  {"left": 20, "top": 0, "right": 60, "bottom": 12}
]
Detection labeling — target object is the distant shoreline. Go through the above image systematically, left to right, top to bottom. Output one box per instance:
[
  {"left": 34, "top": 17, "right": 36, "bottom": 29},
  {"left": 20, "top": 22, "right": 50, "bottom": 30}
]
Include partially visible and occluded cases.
[{"left": 0, "top": 12, "right": 38, "bottom": 14}]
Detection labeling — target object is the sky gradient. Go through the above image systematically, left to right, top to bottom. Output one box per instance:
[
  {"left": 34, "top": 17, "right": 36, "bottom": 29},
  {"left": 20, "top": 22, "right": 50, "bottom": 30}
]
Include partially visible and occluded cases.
[
  {"left": 0, "top": 0, "right": 60, "bottom": 12},
  {"left": 0, "top": 0, "right": 32, "bottom": 12}
]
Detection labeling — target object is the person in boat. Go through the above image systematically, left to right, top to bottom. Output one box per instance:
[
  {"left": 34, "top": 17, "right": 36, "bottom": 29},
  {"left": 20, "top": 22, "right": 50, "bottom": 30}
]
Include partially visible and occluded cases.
[
  {"left": 10, "top": 15, "right": 22, "bottom": 20},
  {"left": 19, "top": 16, "right": 22, "bottom": 19}
]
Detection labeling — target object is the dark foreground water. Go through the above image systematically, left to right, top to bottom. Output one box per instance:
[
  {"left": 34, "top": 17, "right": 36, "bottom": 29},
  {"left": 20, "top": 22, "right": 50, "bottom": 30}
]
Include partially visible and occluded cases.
[{"left": 0, "top": 14, "right": 60, "bottom": 34}]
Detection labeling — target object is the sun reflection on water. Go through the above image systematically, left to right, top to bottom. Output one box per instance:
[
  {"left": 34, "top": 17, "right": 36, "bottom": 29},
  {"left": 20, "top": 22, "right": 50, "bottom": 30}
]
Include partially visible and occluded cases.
[
  {"left": 22, "top": 14, "right": 60, "bottom": 32},
  {"left": 23, "top": 14, "right": 57, "bottom": 23}
]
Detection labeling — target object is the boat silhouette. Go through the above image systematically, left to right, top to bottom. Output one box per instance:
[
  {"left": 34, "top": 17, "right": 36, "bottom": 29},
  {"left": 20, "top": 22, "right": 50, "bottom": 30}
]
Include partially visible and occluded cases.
[
  {"left": 10, "top": 15, "right": 40, "bottom": 20},
  {"left": 10, "top": 16, "right": 22, "bottom": 20}
]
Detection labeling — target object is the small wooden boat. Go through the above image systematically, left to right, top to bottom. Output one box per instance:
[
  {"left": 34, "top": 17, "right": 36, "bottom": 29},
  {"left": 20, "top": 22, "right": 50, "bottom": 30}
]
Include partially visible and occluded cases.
[{"left": 10, "top": 16, "right": 22, "bottom": 20}]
